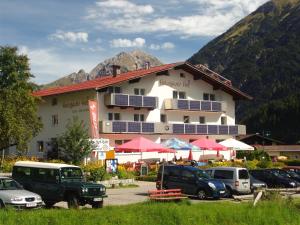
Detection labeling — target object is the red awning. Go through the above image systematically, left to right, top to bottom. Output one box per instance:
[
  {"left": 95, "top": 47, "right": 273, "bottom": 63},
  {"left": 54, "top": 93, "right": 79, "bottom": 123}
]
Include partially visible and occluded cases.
[
  {"left": 115, "top": 136, "right": 176, "bottom": 153},
  {"left": 191, "top": 139, "right": 227, "bottom": 151}
]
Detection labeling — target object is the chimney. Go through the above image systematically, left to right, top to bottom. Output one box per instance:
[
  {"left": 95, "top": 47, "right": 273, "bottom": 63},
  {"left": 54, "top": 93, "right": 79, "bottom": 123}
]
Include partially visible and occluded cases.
[
  {"left": 145, "top": 61, "right": 150, "bottom": 70},
  {"left": 112, "top": 65, "right": 121, "bottom": 77}
]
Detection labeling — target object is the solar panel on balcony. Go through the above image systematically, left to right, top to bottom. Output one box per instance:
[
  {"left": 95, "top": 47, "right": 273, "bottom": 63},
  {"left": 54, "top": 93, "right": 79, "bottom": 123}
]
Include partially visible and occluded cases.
[
  {"left": 114, "top": 94, "right": 128, "bottom": 106},
  {"left": 129, "top": 95, "right": 143, "bottom": 107},
  {"left": 143, "top": 96, "right": 157, "bottom": 108},
  {"left": 177, "top": 100, "right": 189, "bottom": 109},
  {"left": 189, "top": 101, "right": 200, "bottom": 110},
  {"left": 201, "top": 101, "right": 211, "bottom": 111},
  {"left": 211, "top": 102, "right": 222, "bottom": 111},
  {"left": 112, "top": 121, "right": 127, "bottom": 132},
  {"left": 128, "top": 122, "right": 141, "bottom": 132},
  {"left": 142, "top": 123, "right": 154, "bottom": 132},
  {"left": 173, "top": 124, "right": 185, "bottom": 134},
  {"left": 185, "top": 124, "right": 196, "bottom": 134},
  {"left": 197, "top": 125, "right": 207, "bottom": 134},
  {"left": 208, "top": 125, "right": 218, "bottom": 134},
  {"left": 219, "top": 125, "right": 229, "bottom": 135},
  {"left": 229, "top": 125, "right": 238, "bottom": 135}
]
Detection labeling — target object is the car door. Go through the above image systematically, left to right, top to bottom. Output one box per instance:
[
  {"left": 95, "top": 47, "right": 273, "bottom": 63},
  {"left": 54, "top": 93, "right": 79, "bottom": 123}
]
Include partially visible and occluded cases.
[
  {"left": 166, "top": 167, "right": 182, "bottom": 190},
  {"left": 181, "top": 169, "right": 197, "bottom": 195}
]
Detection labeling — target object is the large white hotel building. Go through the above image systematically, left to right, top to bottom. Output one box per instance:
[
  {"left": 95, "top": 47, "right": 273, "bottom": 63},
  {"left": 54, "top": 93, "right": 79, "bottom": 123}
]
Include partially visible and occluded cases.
[{"left": 24, "top": 62, "right": 251, "bottom": 158}]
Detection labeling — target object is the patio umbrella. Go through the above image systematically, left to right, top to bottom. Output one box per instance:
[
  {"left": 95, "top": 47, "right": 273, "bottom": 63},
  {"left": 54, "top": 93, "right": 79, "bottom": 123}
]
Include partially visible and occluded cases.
[
  {"left": 115, "top": 136, "right": 175, "bottom": 153},
  {"left": 162, "top": 138, "right": 200, "bottom": 150},
  {"left": 191, "top": 138, "right": 227, "bottom": 150},
  {"left": 192, "top": 138, "right": 227, "bottom": 159},
  {"left": 218, "top": 138, "right": 254, "bottom": 151}
]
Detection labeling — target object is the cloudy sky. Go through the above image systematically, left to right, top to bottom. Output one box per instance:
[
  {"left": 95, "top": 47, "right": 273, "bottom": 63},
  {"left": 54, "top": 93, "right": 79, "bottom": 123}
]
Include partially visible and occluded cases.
[{"left": 0, "top": 0, "right": 268, "bottom": 84}]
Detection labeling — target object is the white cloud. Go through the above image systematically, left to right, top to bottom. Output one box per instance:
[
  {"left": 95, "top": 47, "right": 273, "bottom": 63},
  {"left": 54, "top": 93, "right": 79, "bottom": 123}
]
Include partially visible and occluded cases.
[
  {"left": 86, "top": 0, "right": 268, "bottom": 37},
  {"left": 87, "top": 0, "right": 153, "bottom": 19},
  {"left": 49, "top": 30, "right": 89, "bottom": 43},
  {"left": 110, "top": 37, "right": 146, "bottom": 48},
  {"left": 149, "top": 42, "right": 175, "bottom": 50},
  {"left": 18, "top": 46, "right": 96, "bottom": 84}
]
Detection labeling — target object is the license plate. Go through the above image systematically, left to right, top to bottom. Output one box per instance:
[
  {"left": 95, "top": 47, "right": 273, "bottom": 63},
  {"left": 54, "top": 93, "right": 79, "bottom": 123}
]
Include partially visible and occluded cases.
[
  {"left": 220, "top": 191, "right": 225, "bottom": 194},
  {"left": 93, "top": 198, "right": 102, "bottom": 202},
  {"left": 26, "top": 202, "right": 37, "bottom": 208}
]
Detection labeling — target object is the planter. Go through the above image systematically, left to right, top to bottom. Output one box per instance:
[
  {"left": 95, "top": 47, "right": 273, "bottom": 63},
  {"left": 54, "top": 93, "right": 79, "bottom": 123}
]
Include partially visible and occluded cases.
[{"left": 97, "top": 178, "right": 135, "bottom": 188}]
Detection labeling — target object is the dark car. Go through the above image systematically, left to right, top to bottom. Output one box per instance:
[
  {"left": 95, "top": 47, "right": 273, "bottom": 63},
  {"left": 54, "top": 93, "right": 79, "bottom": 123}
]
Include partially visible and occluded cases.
[
  {"left": 12, "top": 161, "right": 107, "bottom": 209},
  {"left": 156, "top": 165, "right": 226, "bottom": 199},
  {"left": 283, "top": 166, "right": 300, "bottom": 176},
  {"left": 269, "top": 168, "right": 300, "bottom": 183},
  {"left": 249, "top": 169, "right": 298, "bottom": 188},
  {"left": 249, "top": 175, "right": 267, "bottom": 192}
]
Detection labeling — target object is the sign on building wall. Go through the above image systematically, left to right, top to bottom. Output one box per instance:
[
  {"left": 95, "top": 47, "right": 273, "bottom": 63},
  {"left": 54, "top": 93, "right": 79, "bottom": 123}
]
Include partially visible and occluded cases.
[
  {"left": 88, "top": 100, "right": 99, "bottom": 138},
  {"left": 90, "top": 138, "right": 110, "bottom": 152}
]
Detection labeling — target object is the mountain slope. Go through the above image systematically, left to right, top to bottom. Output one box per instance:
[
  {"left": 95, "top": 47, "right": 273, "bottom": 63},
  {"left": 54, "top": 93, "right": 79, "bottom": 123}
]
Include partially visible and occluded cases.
[
  {"left": 188, "top": 0, "right": 300, "bottom": 143},
  {"left": 43, "top": 50, "right": 162, "bottom": 88}
]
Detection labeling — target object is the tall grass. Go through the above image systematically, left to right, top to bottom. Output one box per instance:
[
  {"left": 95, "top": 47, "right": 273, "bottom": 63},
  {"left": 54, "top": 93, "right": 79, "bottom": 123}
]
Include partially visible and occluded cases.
[{"left": 0, "top": 200, "right": 299, "bottom": 225}]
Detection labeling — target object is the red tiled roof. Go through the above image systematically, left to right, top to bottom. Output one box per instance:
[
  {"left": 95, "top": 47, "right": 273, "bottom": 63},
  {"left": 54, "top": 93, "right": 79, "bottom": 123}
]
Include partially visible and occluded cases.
[
  {"left": 33, "top": 62, "right": 252, "bottom": 100},
  {"left": 33, "top": 63, "right": 180, "bottom": 97}
]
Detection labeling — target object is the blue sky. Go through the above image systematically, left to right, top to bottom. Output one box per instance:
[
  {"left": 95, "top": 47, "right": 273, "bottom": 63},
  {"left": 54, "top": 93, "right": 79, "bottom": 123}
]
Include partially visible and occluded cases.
[{"left": 0, "top": 0, "right": 268, "bottom": 84}]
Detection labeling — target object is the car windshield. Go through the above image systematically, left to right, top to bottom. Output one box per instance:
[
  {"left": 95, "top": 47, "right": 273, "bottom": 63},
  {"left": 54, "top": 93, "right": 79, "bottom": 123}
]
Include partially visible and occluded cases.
[
  {"left": 61, "top": 167, "right": 83, "bottom": 179},
  {"left": 196, "top": 170, "right": 211, "bottom": 179},
  {"left": 0, "top": 178, "right": 23, "bottom": 190}
]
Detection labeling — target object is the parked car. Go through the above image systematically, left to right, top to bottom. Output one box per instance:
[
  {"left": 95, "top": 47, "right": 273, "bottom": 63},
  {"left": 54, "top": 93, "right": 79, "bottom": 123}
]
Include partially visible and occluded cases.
[
  {"left": 12, "top": 161, "right": 107, "bottom": 208},
  {"left": 156, "top": 165, "right": 226, "bottom": 199},
  {"left": 282, "top": 166, "right": 300, "bottom": 176},
  {"left": 205, "top": 167, "right": 251, "bottom": 195},
  {"left": 268, "top": 168, "right": 300, "bottom": 183},
  {"left": 249, "top": 169, "right": 298, "bottom": 188},
  {"left": 249, "top": 175, "right": 267, "bottom": 192},
  {"left": 0, "top": 176, "right": 43, "bottom": 209}
]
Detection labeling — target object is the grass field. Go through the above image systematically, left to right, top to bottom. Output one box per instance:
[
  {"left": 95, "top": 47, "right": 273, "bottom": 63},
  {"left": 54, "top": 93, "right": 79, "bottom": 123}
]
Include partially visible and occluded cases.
[{"left": 1, "top": 199, "right": 300, "bottom": 225}]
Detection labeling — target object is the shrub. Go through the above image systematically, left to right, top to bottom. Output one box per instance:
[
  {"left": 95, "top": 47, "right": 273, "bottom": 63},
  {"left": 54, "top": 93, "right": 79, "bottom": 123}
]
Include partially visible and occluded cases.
[
  {"left": 0, "top": 156, "right": 39, "bottom": 173},
  {"left": 256, "top": 160, "right": 272, "bottom": 168},
  {"left": 284, "top": 160, "right": 300, "bottom": 166},
  {"left": 82, "top": 161, "right": 111, "bottom": 182},
  {"left": 117, "top": 166, "right": 135, "bottom": 179},
  {"left": 135, "top": 175, "right": 157, "bottom": 182}
]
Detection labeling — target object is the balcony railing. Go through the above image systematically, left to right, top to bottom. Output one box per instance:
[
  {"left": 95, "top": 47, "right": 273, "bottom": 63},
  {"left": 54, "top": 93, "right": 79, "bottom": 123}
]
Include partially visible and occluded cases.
[
  {"left": 104, "top": 93, "right": 158, "bottom": 109},
  {"left": 164, "top": 99, "right": 226, "bottom": 112},
  {"left": 100, "top": 121, "right": 246, "bottom": 135}
]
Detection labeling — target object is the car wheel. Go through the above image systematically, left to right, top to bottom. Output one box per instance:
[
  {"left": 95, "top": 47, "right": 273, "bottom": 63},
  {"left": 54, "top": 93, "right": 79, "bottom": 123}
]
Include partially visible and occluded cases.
[
  {"left": 226, "top": 186, "right": 233, "bottom": 198},
  {"left": 197, "top": 190, "right": 207, "bottom": 200},
  {"left": 67, "top": 194, "right": 79, "bottom": 209},
  {"left": 0, "top": 200, "right": 5, "bottom": 208},
  {"left": 44, "top": 201, "right": 56, "bottom": 208},
  {"left": 92, "top": 201, "right": 103, "bottom": 209}
]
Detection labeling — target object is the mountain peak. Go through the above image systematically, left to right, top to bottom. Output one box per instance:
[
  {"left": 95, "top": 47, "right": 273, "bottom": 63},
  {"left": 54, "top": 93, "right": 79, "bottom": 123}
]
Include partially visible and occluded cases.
[{"left": 42, "top": 50, "right": 162, "bottom": 89}]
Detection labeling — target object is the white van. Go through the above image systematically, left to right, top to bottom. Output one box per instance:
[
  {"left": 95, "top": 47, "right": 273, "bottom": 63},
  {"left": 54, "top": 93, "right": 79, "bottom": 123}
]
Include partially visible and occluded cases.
[{"left": 205, "top": 167, "right": 251, "bottom": 195}]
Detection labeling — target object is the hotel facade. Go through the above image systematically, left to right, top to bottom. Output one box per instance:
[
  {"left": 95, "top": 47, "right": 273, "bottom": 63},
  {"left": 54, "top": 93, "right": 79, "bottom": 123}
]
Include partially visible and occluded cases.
[{"left": 20, "top": 62, "right": 251, "bottom": 158}]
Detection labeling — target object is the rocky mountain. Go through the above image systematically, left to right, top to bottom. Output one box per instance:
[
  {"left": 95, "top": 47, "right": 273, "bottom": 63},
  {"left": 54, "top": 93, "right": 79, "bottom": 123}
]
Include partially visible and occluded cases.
[
  {"left": 188, "top": 0, "right": 300, "bottom": 143},
  {"left": 43, "top": 50, "right": 162, "bottom": 88}
]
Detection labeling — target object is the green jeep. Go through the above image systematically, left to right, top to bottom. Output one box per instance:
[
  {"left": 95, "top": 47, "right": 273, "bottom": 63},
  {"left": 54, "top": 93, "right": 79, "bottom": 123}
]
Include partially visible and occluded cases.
[{"left": 12, "top": 161, "right": 107, "bottom": 208}]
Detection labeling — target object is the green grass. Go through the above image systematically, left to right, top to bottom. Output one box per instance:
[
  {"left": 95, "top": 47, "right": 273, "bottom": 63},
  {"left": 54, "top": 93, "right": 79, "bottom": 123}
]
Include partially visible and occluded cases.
[{"left": 1, "top": 200, "right": 300, "bottom": 225}]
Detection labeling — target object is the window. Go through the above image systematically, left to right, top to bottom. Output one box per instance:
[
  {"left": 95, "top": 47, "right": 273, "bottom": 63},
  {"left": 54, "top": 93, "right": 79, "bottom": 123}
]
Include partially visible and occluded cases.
[
  {"left": 180, "top": 73, "right": 185, "bottom": 78},
  {"left": 108, "top": 86, "right": 121, "bottom": 93},
  {"left": 134, "top": 88, "right": 145, "bottom": 95},
  {"left": 173, "top": 91, "right": 186, "bottom": 99},
  {"left": 203, "top": 93, "right": 215, "bottom": 101},
  {"left": 52, "top": 98, "right": 57, "bottom": 106},
  {"left": 108, "top": 113, "right": 120, "bottom": 121},
  {"left": 134, "top": 114, "right": 144, "bottom": 122},
  {"left": 160, "top": 114, "right": 167, "bottom": 123},
  {"left": 52, "top": 115, "right": 58, "bottom": 126},
  {"left": 183, "top": 116, "right": 190, "bottom": 123},
  {"left": 199, "top": 116, "right": 205, "bottom": 124},
  {"left": 221, "top": 116, "right": 227, "bottom": 125},
  {"left": 37, "top": 141, "right": 44, "bottom": 153},
  {"left": 169, "top": 168, "right": 181, "bottom": 177},
  {"left": 214, "top": 170, "right": 234, "bottom": 179},
  {"left": 238, "top": 170, "right": 249, "bottom": 179}
]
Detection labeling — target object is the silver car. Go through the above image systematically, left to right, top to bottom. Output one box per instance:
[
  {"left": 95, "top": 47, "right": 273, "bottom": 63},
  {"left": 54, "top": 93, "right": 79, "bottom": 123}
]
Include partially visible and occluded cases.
[{"left": 0, "top": 177, "right": 43, "bottom": 209}]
